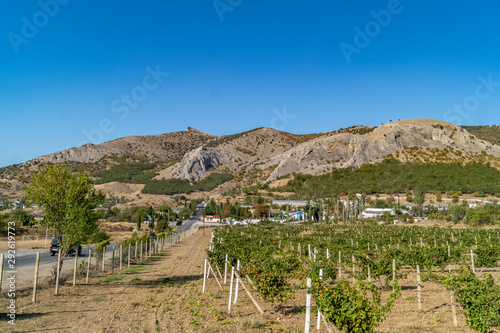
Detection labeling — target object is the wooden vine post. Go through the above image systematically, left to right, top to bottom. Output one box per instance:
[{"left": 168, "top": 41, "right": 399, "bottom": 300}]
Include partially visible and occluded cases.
[
  {"left": 86, "top": 249, "right": 91, "bottom": 283},
  {"left": 72, "top": 251, "right": 78, "bottom": 286},
  {"left": 32, "top": 252, "right": 40, "bottom": 302},
  {"left": 451, "top": 290, "right": 458, "bottom": 327}
]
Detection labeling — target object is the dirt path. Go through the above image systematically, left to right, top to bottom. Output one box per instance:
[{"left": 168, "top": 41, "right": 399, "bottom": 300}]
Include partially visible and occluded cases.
[
  {"left": 1, "top": 228, "right": 490, "bottom": 333},
  {"left": 5, "top": 229, "right": 281, "bottom": 333}
]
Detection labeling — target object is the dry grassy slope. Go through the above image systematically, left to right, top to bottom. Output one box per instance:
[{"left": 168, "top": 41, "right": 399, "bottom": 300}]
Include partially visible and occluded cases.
[
  {"left": 463, "top": 125, "right": 500, "bottom": 145},
  {"left": 28, "top": 129, "right": 216, "bottom": 164}
]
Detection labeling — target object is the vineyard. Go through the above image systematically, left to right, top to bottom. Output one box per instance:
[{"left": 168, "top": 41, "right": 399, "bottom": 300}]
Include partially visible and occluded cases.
[{"left": 207, "top": 222, "right": 500, "bottom": 332}]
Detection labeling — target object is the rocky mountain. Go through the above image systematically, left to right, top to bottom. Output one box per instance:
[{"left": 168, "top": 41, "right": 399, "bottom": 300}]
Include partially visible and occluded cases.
[
  {"left": 12, "top": 119, "right": 500, "bottom": 189},
  {"left": 262, "top": 119, "right": 500, "bottom": 181},
  {"left": 29, "top": 129, "right": 215, "bottom": 164},
  {"left": 171, "top": 146, "right": 235, "bottom": 181}
]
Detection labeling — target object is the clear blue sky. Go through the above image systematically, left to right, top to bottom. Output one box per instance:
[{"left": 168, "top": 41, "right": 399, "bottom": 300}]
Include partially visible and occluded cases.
[{"left": 1, "top": 1, "right": 499, "bottom": 167}]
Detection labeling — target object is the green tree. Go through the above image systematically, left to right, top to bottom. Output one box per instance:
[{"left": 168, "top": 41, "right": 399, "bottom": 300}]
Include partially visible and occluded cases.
[
  {"left": 24, "top": 164, "right": 105, "bottom": 263},
  {"left": 413, "top": 187, "right": 425, "bottom": 216},
  {"left": 204, "top": 198, "right": 218, "bottom": 216},
  {"left": 448, "top": 204, "right": 466, "bottom": 223},
  {"left": 179, "top": 207, "right": 192, "bottom": 220}
]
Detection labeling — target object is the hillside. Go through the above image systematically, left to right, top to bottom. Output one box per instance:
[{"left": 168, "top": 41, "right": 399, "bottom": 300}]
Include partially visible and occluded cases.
[
  {"left": 2, "top": 119, "right": 500, "bottom": 203},
  {"left": 263, "top": 119, "right": 500, "bottom": 181},
  {"left": 463, "top": 125, "right": 500, "bottom": 145},
  {"left": 28, "top": 127, "right": 215, "bottom": 164}
]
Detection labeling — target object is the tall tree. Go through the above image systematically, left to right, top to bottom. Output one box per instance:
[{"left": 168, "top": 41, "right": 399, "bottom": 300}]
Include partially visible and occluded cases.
[
  {"left": 24, "top": 164, "right": 105, "bottom": 262},
  {"left": 413, "top": 187, "right": 425, "bottom": 216}
]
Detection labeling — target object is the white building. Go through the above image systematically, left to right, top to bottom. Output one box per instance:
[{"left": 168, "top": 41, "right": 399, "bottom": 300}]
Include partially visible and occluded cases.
[{"left": 362, "top": 208, "right": 395, "bottom": 219}]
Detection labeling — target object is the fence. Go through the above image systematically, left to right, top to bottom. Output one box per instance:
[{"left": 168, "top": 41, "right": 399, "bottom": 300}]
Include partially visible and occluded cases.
[{"left": 0, "top": 225, "right": 201, "bottom": 300}]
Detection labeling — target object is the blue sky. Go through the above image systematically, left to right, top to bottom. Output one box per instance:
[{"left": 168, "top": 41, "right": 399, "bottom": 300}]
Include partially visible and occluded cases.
[{"left": 1, "top": 0, "right": 499, "bottom": 167}]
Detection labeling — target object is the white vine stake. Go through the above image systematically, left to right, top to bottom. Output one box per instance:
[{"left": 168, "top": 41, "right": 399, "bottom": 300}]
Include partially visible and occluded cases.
[
  {"left": 448, "top": 246, "right": 451, "bottom": 273},
  {"left": 470, "top": 249, "right": 475, "bottom": 273},
  {"left": 338, "top": 251, "right": 341, "bottom": 278},
  {"left": 224, "top": 254, "right": 228, "bottom": 284},
  {"left": 352, "top": 255, "right": 355, "bottom": 284},
  {"left": 202, "top": 259, "right": 207, "bottom": 293},
  {"left": 392, "top": 259, "right": 396, "bottom": 293},
  {"left": 234, "top": 260, "right": 240, "bottom": 304},
  {"left": 417, "top": 265, "right": 421, "bottom": 312},
  {"left": 228, "top": 267, "right": 235, "bottom": 313},
  {"left": 317, "top": 269, "right": 323, "bottom": 330},
  {"left": 305, "top": 278, "right": 311, "bottom": 333},
  {"left": 451, "top": 290, "right": 458, "bottom": 327}
]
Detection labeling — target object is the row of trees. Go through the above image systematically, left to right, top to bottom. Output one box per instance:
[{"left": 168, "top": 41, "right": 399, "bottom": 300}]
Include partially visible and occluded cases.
[{"left": 202, "top": 198, "right": 271, "bottom": 220}]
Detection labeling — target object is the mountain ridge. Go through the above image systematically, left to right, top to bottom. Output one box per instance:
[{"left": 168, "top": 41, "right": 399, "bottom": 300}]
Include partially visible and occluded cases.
[{"left": 4, "top": 119, "right": 499, "bottom": 193}]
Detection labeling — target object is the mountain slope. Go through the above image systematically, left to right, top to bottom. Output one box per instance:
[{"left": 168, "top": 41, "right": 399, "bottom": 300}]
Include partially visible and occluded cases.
[
  {"left": 263, "top": 119, "right": 500, "bottom": 181},
  {"left": 462, "top": 125, "right": 500, "bottom": 145},
  {"left": 29, "top": 128, "right": 215, "bottom": 164}
]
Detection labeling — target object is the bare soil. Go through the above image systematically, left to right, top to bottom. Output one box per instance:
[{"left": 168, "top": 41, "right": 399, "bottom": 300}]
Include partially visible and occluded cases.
[{"left": 3, "top": 228, "right": 497, "bottom": 333}]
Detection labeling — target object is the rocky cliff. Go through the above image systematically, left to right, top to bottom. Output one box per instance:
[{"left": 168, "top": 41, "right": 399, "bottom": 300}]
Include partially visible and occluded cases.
[
  {"left": 263, "top": 119, "right": 500, "bottom": 181},
  {"left": 171, "top": 146, "right": 235, "bottom": 181}
]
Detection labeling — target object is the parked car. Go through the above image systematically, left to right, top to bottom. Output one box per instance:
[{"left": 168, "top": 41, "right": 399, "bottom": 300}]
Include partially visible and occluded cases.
[
  {"left": 176, "top": 220, "right": 182, "bottom": 226},
  {"left": 149, "top": 233, "right": 157, "bottom": 240},
  {"left": 49, "top": 236, "right": 82, "bottom": 256}
]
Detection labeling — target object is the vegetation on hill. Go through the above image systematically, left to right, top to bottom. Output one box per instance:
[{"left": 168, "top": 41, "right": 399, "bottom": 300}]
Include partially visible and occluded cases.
[
  {"left": 462, "top": 125, "right": 500, "bottom": 145},
  {"left": 286, "top": 126, "right": 376, "bottom": 143},
  {"left": 205, "top": 128, "right": 263, "bottom": 148},
  {"left": 276, "top": 159, "right": 500, "bottom": 197},
  {"left": 92, "top": 163, "right": 157, "bottom": 184},
  {"left": 141, "top": 172, "right": 233, "bottom": 195}
]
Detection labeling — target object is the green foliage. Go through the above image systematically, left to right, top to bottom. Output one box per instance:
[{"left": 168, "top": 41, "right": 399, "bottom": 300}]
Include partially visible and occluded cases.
[
  {"left": 277, "top": 160, "right": 500, "bottom": 196},
  {"left": 92, "top": 163, "right": 157, "bottom": 184},
  {"left": 24, "top": 164, "right": 106, "bottom": 257},
  {"left": 141, "top": 173, "right": 233, "bottom": 195},
  {"left": 194, "top": 173, "right": 233, "bottom": 191},
  {"left": 448, "top": 204, "right": 467, "bottom": 223},
  {"left": 465, "top": 204, "right": 500, "bottom": 226},
  {"left": 0, "top": 213, "right": 9, "bottom": 236},
  {"left": 208, "top": 222, "right": 500, "bottom": 333},
  {"left": 242, "top": 263, "right": 296, "bottom": 306},
  {"left": 445, "top": 267, "right": 500, "bottom": 333},
  {"left": 312, "top": 280, "right": 400, "bottom": 333}
]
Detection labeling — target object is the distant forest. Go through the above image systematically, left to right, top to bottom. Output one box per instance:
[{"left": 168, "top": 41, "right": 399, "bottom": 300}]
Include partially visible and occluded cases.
[{"left": 277, "top": 159, "right": 500, "bottom": 197}]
